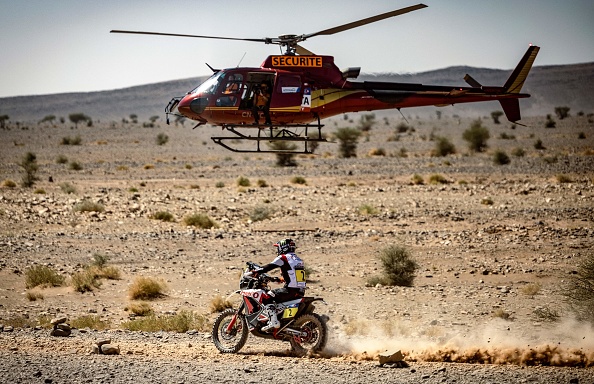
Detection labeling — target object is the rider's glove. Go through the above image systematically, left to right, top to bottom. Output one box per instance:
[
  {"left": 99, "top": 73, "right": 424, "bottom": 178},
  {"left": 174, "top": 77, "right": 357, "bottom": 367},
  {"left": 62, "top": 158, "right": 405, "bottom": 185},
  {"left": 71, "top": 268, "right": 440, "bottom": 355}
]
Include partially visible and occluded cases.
[{"left": 266, "top": 290, "right": 276, "bottom": 297}]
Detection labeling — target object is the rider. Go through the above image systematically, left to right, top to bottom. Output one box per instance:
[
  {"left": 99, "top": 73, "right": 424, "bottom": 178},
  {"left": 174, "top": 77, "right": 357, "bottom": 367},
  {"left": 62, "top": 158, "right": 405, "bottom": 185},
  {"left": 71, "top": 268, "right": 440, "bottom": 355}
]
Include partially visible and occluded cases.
[{"left": 250, "top": 238, "right": 306, "bottom": 331}]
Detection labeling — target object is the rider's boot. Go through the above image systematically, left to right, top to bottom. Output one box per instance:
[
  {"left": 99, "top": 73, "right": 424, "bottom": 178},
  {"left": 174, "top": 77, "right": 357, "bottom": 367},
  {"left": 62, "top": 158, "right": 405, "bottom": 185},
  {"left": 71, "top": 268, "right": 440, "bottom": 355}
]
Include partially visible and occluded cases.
[{"left": 261, "top": 304, "right": 280, "bottom": 332}]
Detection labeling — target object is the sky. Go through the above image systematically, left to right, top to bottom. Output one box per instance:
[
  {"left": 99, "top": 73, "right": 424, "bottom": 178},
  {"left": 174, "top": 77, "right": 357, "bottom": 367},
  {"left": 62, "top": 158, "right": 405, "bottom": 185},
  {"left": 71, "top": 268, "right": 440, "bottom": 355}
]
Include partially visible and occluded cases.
[{"left": 0, "top": 0, "right": 593, "bottom": 98}]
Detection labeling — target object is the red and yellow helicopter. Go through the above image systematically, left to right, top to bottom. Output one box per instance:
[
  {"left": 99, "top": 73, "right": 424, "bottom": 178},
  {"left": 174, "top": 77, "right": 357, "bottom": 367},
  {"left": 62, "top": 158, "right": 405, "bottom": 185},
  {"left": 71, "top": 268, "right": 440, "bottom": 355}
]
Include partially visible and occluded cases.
[{"left": 111, "top": 3, "right": 539, "bottom": 153}]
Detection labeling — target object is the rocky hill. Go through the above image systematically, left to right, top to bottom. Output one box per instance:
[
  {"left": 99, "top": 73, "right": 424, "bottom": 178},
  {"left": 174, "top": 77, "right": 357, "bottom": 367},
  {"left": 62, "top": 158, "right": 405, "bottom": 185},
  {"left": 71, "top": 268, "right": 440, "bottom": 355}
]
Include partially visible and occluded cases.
[{"left": 1, "top": 62, "right": 593, "bottom": 122}]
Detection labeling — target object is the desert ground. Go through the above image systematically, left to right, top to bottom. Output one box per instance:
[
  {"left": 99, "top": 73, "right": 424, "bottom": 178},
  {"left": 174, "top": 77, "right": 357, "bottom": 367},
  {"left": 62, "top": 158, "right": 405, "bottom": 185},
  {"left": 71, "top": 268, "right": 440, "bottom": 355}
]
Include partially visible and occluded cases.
[{"left": 1, "top": 111, "right": 593, "bottom": 383}]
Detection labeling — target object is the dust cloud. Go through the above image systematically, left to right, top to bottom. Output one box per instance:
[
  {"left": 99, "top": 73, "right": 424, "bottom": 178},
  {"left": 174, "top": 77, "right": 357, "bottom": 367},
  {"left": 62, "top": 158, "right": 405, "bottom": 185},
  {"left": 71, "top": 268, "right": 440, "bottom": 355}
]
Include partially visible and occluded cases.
[{"left": 324, "top": 317, "right": 594, "bottom": 367}]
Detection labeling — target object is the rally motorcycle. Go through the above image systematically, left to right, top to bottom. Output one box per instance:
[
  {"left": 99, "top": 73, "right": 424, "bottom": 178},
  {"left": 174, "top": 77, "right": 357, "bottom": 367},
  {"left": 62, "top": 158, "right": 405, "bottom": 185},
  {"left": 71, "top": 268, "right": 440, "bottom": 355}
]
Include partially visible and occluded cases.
[{"left": 211, "top": 262, "right": 328, "bottom": 356}]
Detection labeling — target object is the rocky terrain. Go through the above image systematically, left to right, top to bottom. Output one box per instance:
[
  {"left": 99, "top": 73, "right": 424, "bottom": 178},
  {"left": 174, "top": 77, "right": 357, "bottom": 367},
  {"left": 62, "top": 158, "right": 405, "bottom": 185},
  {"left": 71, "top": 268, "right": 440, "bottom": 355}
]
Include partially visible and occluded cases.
[{"left": 1, "top": 112, "right": 593, "bottom": 383}]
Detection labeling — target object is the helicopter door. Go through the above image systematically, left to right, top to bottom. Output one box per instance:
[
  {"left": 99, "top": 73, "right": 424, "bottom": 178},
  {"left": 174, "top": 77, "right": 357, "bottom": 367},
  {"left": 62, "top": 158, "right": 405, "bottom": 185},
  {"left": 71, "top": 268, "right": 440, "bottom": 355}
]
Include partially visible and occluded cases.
[
  {"left": 240, "top": 72, "right": 276, "bottom": 110},
  {"left": 273, "top": 74, "right": 302, "bottom": 109}
]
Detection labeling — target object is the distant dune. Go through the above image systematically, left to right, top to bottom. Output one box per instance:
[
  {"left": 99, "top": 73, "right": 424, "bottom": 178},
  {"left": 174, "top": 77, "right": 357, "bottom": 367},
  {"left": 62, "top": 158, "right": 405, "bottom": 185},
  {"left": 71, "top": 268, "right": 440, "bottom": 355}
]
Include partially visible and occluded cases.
[{"left": 1, "top": 62, "right": 592, "bottom": 122}]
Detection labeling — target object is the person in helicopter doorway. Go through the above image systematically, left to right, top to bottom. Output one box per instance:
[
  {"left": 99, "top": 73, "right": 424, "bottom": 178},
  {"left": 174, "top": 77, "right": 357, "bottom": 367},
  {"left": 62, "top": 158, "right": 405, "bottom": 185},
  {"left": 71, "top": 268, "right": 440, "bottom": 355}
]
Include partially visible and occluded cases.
[
  {"left": 252, "top": 82, "right": 272, "bottom": 125},
  {"left": 248, "top": 238, "right": 306, "bottom": 332}
]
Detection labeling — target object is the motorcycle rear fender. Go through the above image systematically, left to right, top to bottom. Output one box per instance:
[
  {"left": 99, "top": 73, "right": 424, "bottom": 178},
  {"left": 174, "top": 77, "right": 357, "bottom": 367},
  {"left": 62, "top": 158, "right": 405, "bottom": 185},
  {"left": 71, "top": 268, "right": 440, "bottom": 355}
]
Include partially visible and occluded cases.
[{"left": 297, "top": 297, "right": 325, "bottom": 315}]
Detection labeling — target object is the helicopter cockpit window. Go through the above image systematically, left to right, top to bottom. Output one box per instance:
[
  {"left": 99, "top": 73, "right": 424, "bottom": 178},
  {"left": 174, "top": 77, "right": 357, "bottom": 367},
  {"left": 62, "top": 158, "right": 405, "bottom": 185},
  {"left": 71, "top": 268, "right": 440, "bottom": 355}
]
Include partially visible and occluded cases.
[
  {"left": 191, "top": 71, "right": 225, "bottom": 95},
  {"left": 216, "top": 73, "right": 244, "bottom": 107}
]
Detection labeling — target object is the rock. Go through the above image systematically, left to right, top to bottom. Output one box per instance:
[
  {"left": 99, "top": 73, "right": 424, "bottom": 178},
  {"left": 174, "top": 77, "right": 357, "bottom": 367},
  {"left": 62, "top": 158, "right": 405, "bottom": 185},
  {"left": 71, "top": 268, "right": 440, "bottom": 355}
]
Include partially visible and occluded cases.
[
  {"left": 50, "top": 316, "right": 67, "bottom": 325},
  {"left": 56, "top": 323, "right": 71, "bottom": 332},
  {"left": 4, "top": 325, "right": 14, "bottom": 332},
  {"left": 50, "top": 328, "right": 71, "bottom": 337},
  {"left": 96, "top": 338, "right": 111, "bottom": 347},
  {"left": 100, "top": 344, "right": 120, "bottom": 355},
  {"left": 378, "top": 349, "right": 407, "bottom": 368}
]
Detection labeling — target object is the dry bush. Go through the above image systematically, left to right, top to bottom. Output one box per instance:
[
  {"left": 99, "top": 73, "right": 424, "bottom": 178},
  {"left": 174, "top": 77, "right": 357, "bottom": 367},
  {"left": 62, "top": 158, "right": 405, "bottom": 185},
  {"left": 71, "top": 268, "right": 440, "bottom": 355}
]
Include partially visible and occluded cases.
[
  {"left": 411, "top": 174, "right": 424, "bottom": 185},
  {"left": 429, "top": 174, "right": 449, "bottom": 185},
  {"left": 556, "top": 174, "right": 573, "bottom": 183},
  {"left": 237, "top": 176, "right": 250, "bottom": 187},
  {"left": 290, "top": 176, "right": 307, "bottom": 185},
  {"left": 2, "top": 179, "right": 17, "bottom": 188},
  {"left": 73, "top": 200, "right": 104, "bottom": 213},
  {"left": 358, "top": 204, "right": 378, "bottom": 216},
  {"left": 249, "top": 206, "right": 273, "bottom": 222},
  {"left": 151, "top": 211, "right": 175, "bottom": 222},
  {"left": 183, "top": 213, "right": 218, "bottom": 229},
  {"left": 370, "top": 245, "right": 419, "bottom": 287},
  {"left": 564, "top": 252, "right": 594, "bottom": 324},
  {"left": 25, "top": 265, "right": 65, "bottom": 289},
  {"left": 71, "top": 268, "right": 102, "bottom": 293},
  {"left": 129, "top": 276, "right": 167, "bottom": 300},
  {"left": 521, "top": 282, "right": 542, "bottom": 297},
  {"left": 25, "top": 290, "right": 44, "bottom": 301},
  {"left": 209, "top": 295, "right": 234, "bottom": 313},
  {"left": 126, "top": 302, "right": 154, "bottom": 316},
  {"left": 532, "top": 306, "right": 560, "bottom": 323},
  {"left": 492, "top": 308, "right": 512, "bottom": 320},
  {"left": 120, "top": 310, "right": 208, "bottom": 332},
  {"left": 70, "top": 315, "right": 110, "bottom": 330}
]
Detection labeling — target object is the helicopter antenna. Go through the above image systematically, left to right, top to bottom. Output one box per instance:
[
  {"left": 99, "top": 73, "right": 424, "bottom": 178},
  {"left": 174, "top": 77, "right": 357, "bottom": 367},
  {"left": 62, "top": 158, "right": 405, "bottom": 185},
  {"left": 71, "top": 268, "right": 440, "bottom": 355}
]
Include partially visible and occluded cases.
[
  {"left": 236, "top": 52, "right": 247, "bottom": 68},
  {"left": 397, "top": 108, "right": 409, "bottom": 125}
]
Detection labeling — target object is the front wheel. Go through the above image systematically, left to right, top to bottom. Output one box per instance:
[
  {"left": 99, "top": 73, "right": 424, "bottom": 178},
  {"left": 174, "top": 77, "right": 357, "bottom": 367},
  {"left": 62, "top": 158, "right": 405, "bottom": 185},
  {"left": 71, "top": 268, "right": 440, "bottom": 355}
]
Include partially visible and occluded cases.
[
  {"left": 212, "top": 308, "right": 249, "bottom": 353},
  {"left": 289, "top": 313, "right": 328, "bottom": 357}
]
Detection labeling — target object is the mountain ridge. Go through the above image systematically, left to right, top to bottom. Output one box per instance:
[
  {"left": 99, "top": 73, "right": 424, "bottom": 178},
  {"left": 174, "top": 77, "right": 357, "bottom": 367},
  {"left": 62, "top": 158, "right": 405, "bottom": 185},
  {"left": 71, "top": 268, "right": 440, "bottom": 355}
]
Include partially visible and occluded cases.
[{"left": 1, "top": 62, "right": 592, "bottom": 122}]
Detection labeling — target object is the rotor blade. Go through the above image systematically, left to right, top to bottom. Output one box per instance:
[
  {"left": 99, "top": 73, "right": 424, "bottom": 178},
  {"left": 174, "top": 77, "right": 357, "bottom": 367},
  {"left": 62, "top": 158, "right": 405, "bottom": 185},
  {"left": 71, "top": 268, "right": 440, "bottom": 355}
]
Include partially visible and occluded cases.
[
  {"left": 302, "top": 3, "right": 427, "bottom": 39},
  {"left": 110, "top": 30, "right": 268, "bottom": 43},
  {"left": 295, "top": 44, "right": 315, "bottom": 56}
]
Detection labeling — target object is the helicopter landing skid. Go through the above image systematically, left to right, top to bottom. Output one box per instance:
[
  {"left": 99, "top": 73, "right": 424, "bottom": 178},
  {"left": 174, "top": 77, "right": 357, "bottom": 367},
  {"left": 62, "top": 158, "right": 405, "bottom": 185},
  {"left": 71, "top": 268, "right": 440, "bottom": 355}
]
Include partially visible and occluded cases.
[{"left": 212, "top": 123, "right": 328, "bottom": 154}]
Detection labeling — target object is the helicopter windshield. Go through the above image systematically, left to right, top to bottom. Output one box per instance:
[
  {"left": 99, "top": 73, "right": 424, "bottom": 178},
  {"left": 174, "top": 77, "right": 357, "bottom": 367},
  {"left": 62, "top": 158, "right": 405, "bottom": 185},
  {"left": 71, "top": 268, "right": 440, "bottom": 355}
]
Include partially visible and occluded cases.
[{"left": 191, "top": 72, "right": 225, "bottom": 95}]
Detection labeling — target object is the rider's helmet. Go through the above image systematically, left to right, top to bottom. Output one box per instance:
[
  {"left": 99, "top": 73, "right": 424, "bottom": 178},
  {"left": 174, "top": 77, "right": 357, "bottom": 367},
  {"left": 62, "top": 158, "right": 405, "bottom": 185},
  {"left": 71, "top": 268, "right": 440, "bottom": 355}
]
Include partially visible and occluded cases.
[{"left": 274, "top": 238, "right": 296, "bottom": 255}]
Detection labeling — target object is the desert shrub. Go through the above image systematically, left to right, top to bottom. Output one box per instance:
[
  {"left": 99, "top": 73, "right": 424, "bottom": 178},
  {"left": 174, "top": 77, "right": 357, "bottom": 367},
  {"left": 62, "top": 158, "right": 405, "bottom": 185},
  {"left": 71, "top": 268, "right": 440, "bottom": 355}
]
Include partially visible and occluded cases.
[
  {"left": 554, "top": 106, "right": 570, "bottom": 120},
  {"left": 491, "top": 110, "right": 504, "bottom": 124},
  {"left": 545, "top": 114, "right": 556, "bottom": 128},
  {"left": 462, "top": 120, "right": 490, "bottom": 152},
  {"left": 334, "top": 127, "right": 361, "bottom": 158},
  {"left": 499, "top": 132, "right": 515, "bottom": 140},
  {"left": 578, "top": 132, "right": 586, "bottom": 139},
  {"left": 156, "top": 133, "right": 169, "bottom": 145},
  {"left": 432, "top": 136, "right": 456, "bottom": 157},
  {"left": 534, "top": 139, "right": 546, "bottom": 150},
  {"left": 268, "top": 140, "right": 298, "bottom": 166},
  {"left": 368, "top": 147, "right": 386, "bottom": 157},
  {"left": 397, "top": 147, "right": 408, "bottom": 158},
  {"left": 511, "top": 147, "right": 525, "bottom": 157},
  {"left": 493, "top": 150, "right": 511, "bottom": 165},
  {"left": 19, "top": 152, "right": 39, "bottom": 188},
  {"left": 56, "top": 154, "right": 68, "bottom": 164},
  {"left": 69, "top": 161, "right": 83, "bottom": 171},
  {"left": 144, "top": 164, "right": 154, "bottom": 170},
  {"left": 116, "top": 165, "right": 129, "bottom": 171},
  {"left": 411, "top": 174, "right": 424, "bottom": 185},
  {"left": 428, "top": 174, "right": 449, "bottom": 184},
  {"left": 556, "top": 174, "right": 573, "bottom": 183},
  {"left": 237, "top": 176, "right": 250, "bottom": 187},
  {"left": 290, "top": 176, "right": 307, "bottom": 185},
  {"left": 2, "top": 179, "right": 17, "bottom": 188},
  {"left": 257, "top": 179, "right": 268, "bottom": 187},
  {"left": 215, "top": 181, "right": 225, "bottom": 188},
  {"left": 59, "top": 182, "right": 77, "bottom": 194},
  {"left": 34, "top": 188, "right": 46, "bottom": 194},
  {"left": 481, "top": 198, "right": 494, "bottom": 205},
  {"left": 73, "top": 200, "right": 104, "bottom": 213},
  {"left": 358, "top": 204, "right": 378, "bottom": 216},
  {"left": 250, "top": 206, "right": 272, "bottom": 222},
  {"left": 151, "top": 211, "right": 175, "bottom": 222},
  {"left": 183, "top": 213, "right": 217, "bottom": 229},
  {"left": 377, "top": 245, "right": 418, "bottom": 287},
  {"left": 563, "top": 252, "right": 594, "bottom": 324},
  {"left": 92, "top": 253, "right": 109, "bottom": 268},
  {"left": 25, "top": 265, "right": 65, "bottom": 289},
  {"left": 98, "top": 266, "right": 121, "bottom": 280},
  {"left": 71, "top": 268, "right": 102, "bottom": 293},
  {"left": 129, "top": 276, "right": 167, "bottom": 300},
  {"left": 521, "top": 282, "right": 541, "bottom": 297},
  {"left": 26, "top": 290, "right": 44, "bottom": 301},
  {"left": 209, "top": 295, "right": 234, "bottom": 313},
  {"left": 126, "top": 302, "right": 154, "bottom": 316},
  {"left": 532, "top": 306, "right": 560, "bottom": 323},
  {"left": 492, "top": 308, "right": 512, "bottom": 320},
  {"left": 120, "top": 310, "right": 208, "bottom": 333},
  {"left": 70, "top": 315, "right": 110, "bottom": 330}
]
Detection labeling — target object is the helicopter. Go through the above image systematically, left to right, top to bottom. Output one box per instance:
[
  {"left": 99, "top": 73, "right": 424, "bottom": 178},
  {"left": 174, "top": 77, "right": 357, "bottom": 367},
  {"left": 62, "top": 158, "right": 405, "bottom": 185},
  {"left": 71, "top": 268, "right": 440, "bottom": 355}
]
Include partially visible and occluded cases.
[{"left": 111, "top": 3, "right": 539, "bottom": 154}]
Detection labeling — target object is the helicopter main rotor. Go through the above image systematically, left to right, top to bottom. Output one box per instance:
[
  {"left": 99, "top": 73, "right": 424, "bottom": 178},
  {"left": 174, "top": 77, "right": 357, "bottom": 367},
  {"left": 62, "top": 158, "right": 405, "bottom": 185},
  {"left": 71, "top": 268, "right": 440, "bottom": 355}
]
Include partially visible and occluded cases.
[{"left": 111, "top": 3, "right": 427, "bottom": 55}]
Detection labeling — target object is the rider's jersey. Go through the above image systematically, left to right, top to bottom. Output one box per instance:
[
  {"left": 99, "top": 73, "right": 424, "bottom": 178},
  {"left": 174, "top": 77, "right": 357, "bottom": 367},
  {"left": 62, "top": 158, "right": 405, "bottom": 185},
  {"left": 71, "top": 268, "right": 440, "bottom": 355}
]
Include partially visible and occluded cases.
[{"left": 260, "top": 252, "right": 306, "bottom": 290}]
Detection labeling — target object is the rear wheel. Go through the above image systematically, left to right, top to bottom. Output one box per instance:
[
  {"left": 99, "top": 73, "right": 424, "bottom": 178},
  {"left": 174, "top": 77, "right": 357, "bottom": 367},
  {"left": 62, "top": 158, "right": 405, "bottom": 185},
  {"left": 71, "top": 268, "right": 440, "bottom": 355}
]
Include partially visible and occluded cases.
[
  {"left": 212, "top": 308, "right": 249, "bottom": 353},
  {"left": 289, "top": 313, "right": 327, "bottom": 357}
]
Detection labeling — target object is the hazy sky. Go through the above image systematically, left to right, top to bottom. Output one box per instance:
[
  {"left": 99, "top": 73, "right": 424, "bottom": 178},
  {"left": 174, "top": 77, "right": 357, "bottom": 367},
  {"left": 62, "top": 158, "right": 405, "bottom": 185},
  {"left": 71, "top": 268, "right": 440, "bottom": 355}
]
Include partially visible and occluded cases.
[{"left": 1, "top": 0, "right": 593, "bottom": 98}]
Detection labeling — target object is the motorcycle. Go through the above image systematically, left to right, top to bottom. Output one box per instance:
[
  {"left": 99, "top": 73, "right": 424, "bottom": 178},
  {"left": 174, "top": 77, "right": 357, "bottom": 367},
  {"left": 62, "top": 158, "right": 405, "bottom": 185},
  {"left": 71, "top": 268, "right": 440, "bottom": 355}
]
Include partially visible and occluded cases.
[{"left": 212, "top": 261, "right": 328, "bottom": 356}]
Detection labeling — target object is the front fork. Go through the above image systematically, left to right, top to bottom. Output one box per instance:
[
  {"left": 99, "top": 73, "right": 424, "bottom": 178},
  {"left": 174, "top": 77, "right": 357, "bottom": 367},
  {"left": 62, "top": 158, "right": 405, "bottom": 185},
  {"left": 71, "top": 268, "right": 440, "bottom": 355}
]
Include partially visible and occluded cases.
[{"left": 225, "top": 302, "right": 245, "bottom": 334}]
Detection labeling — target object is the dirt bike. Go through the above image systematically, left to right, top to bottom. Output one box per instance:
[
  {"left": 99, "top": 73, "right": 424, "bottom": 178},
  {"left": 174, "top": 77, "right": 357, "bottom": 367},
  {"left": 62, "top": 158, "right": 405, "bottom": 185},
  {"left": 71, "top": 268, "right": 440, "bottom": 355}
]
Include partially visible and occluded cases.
[{"left": 211, "top": 261, "right": 328, "bottom": 356}]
